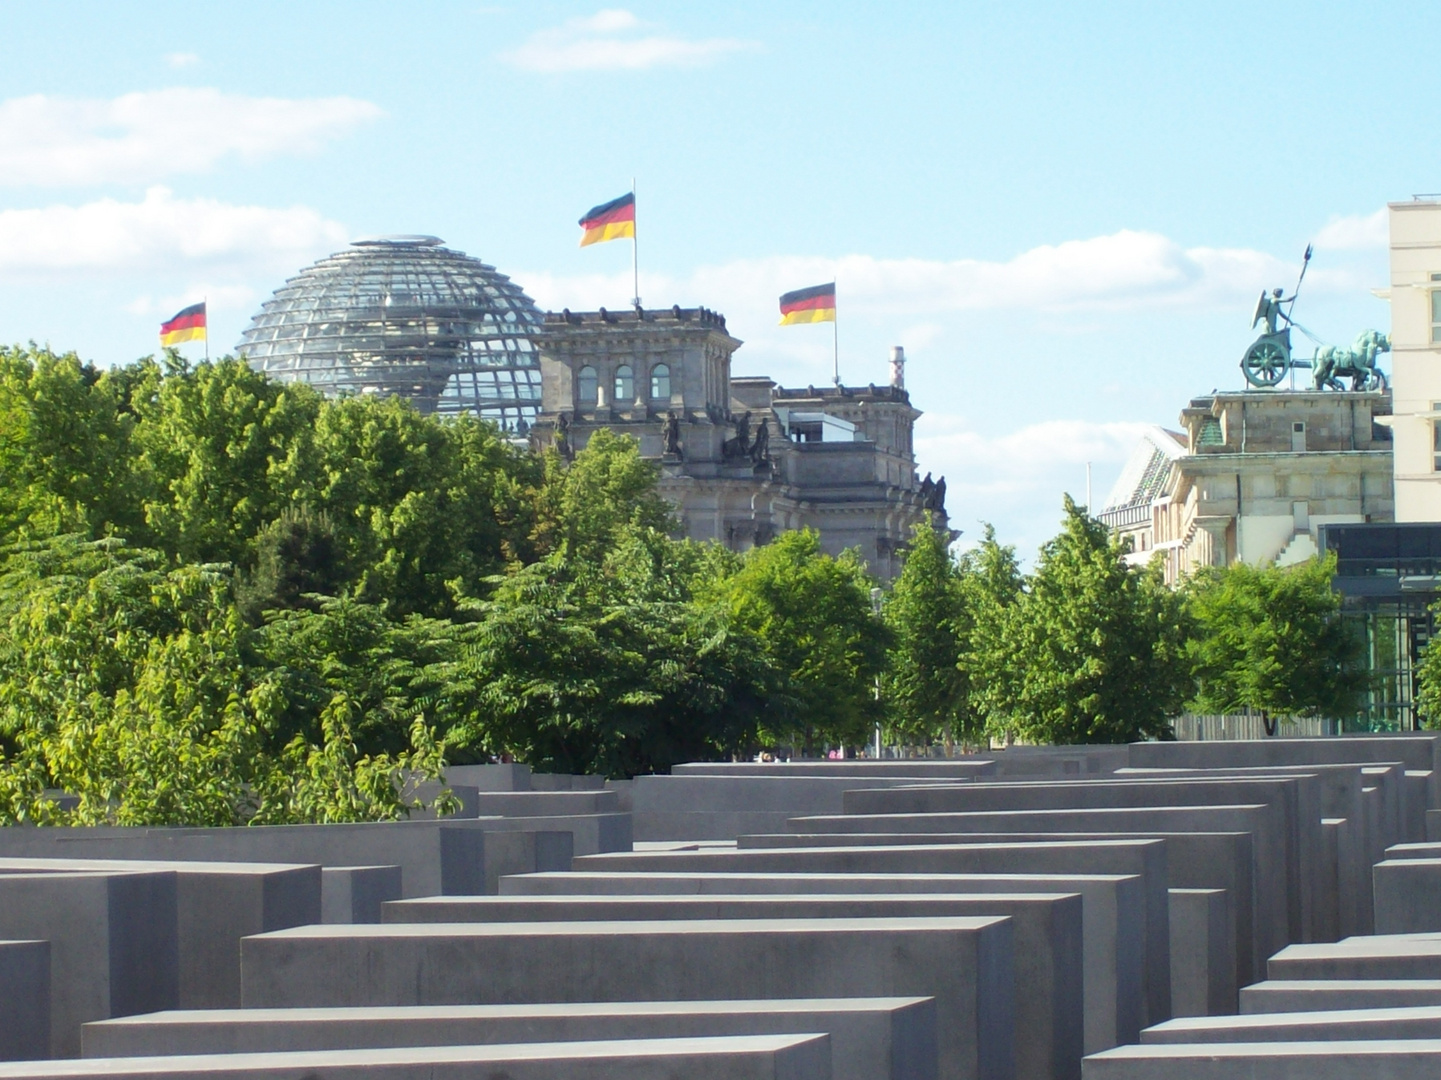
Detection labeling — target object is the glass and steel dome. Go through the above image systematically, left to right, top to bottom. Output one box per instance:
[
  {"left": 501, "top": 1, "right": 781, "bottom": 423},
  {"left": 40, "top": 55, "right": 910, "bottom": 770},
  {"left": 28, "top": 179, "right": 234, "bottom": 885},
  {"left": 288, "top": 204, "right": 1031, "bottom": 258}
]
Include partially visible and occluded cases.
[{"left": 237, "top": 236, "right": 542, "bottom": 431}]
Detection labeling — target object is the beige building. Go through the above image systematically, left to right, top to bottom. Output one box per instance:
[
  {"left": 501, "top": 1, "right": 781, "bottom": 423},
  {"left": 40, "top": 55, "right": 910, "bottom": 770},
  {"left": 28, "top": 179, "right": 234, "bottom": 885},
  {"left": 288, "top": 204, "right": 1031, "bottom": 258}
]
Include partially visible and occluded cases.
[
  {"left": 1384, "top": 199, "right": 1441, "bottom": 520},
  {"left": 530, "top": 306, "right": 945, "bottom": 580},
  {"left": 1103, "top": 390, "right": 1393, "bottom": 584}
]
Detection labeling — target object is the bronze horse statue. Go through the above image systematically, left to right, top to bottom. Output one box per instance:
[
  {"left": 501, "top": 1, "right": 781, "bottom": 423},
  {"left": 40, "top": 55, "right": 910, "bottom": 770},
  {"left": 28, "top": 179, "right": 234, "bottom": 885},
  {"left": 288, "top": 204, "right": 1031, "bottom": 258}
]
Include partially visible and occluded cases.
[{"left": 1313, "top": 330, "right": 1389, "bottom": 392}]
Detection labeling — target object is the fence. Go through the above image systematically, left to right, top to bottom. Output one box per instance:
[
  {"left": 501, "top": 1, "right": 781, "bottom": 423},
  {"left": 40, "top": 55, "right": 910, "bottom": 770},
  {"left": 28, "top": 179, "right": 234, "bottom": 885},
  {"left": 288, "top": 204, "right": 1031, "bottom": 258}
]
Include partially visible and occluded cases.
[{"left": 1170, "top": 713, "right": 1333, "bottom": 740}]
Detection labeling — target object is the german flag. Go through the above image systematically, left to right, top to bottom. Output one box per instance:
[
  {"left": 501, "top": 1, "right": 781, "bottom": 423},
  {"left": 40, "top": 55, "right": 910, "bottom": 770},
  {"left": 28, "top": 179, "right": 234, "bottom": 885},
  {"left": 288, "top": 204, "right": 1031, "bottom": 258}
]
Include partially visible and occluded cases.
[
  {"left": 578, "top": 192, "right": 636, "bottom": 247},
  {"left": 779, "top": 282, "right": 836, "bottom": 325},
  {"left": 159, "top": 302, "right": 207, "bottom": 347}
]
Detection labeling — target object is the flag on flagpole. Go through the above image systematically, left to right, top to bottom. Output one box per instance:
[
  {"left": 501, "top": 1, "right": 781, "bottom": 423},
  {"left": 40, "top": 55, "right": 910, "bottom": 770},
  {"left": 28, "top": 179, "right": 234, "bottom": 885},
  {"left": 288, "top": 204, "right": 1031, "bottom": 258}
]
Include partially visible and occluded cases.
[
  {"left": 578, "top": 193, "right": 636, "bottom": 247},
  {"left": 778, "top": 282, "right": 836, "bottom": 325},
  {"left": 160, "top": 302, "right": 207, "bottom": 347}
]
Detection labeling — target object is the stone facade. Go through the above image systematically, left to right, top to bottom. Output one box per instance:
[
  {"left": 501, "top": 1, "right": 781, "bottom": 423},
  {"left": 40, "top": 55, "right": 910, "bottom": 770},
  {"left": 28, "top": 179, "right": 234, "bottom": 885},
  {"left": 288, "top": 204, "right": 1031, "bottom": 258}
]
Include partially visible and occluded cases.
[
  {"left": 529, "top": 305, "right": 944, "bottom": 580},
  {"left": 1103, "top": 390, "right": 1393, "bottom": 585}
]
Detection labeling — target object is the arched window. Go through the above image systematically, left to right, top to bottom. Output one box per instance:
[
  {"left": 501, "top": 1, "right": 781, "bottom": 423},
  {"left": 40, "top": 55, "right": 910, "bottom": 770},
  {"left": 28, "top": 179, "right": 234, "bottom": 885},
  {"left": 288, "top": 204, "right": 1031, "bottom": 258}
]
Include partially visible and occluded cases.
[
  {"left": 650, "top": 363, "right": 671, "bottom": 400},
  {"left": 577, "top": 365, "right": 598, "bottom": 405},
  {"left": 614, "top": 365, "right": 634, "bottom": 402}
]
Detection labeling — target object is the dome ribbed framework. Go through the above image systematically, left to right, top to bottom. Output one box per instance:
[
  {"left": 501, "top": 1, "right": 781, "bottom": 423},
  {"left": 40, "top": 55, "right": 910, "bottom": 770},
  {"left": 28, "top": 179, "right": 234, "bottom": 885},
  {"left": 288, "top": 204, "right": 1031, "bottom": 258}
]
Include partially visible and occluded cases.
[{"left": 237, "top": 237, "right": 542, "bottom": 430}]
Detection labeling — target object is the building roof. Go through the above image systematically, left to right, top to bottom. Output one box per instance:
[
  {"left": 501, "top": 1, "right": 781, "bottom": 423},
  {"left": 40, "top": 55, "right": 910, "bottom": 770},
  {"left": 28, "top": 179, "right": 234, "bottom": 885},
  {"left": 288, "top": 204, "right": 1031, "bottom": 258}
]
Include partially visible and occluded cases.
[
  {"left": 237, "top": 236, "right": 542, "bottom": 429},
  {"left": 1102, "top": 425, "right": 1186, "bottom": 514}
]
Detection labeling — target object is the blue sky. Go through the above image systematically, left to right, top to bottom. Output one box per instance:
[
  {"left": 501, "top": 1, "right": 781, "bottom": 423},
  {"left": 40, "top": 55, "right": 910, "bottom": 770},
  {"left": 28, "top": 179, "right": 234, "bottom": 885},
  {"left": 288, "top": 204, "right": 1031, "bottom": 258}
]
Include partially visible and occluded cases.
[{"left": 0, "top": 1, "right": 1427, "bottom": 556}]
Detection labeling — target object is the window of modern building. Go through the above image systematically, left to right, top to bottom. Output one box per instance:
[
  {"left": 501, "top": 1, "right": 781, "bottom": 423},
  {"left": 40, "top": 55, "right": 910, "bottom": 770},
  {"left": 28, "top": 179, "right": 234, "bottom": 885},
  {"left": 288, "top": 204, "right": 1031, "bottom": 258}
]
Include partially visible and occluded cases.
[
  {"left": 1432, "top": 274, "right": 1441, "bottom": 344},
  {"left": 650, "top": 363, "right": 671, "bottom": 400},
  {"left": 577, "top": 365, "right": 598, "bottom": 405},
  {"left": 614, "top": 365, "right": 634, "bottom": 402},
  {"left": 1433, "top": 402, "right": 1441, "bottom": 471}
]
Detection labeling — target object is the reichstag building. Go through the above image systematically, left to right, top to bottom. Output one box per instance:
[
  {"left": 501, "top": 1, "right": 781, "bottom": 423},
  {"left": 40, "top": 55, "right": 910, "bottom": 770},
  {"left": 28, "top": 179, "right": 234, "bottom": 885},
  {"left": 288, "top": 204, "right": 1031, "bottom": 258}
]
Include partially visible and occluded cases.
[{"left": 238, "top": 236, "right": 947, "bottom": 579}]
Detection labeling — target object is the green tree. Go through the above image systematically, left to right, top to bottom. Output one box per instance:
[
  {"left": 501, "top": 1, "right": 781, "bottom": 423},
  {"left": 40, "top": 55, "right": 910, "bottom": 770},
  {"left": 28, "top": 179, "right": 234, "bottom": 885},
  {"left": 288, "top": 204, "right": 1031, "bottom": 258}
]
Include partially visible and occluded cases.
[
  {"left": 0, "top": 346, "right": 143, "bottom": 544},
  {"left": 131, "top": 356, "right": 321, "bottom": 566},
  {"left": 306, "top": 395, "right": 538, "bottom": 617},
  {"left": 531, "top": 428, "right": 675, "bottom": 561},
  {"left": 981, "top": 497, "right": 1191, "bottom": 744},
  {"left": 883, "top": 522, "right": 973, "bottom": 747},
  {"left": 962, "top": 524, "right": 1025, "bottom": 740},
  {"left": 450, "top": 526, "right": 774, "bottom": 776},
  {"left": 715, "top": 529, "right": 889, "bottom": 751},
  {"left": 0, "top": 535, "right": 450, "bottom": 825},
  {"left": 1189, "top": 553, "right": 1367, "bottom": 734}
]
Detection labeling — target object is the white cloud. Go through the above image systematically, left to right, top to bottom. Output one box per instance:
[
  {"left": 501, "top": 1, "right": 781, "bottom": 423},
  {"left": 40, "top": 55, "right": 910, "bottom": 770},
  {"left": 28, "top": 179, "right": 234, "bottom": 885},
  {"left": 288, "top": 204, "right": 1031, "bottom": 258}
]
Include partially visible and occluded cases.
[
  {"left": 503, "top": 8, "right": 757, "bottom": 72},
  {"left": 165, "top": 52, "right": 200, "bottom": 69},
  {"left": 0, "top": 88, "right": 383, "bottom": 186},
  {"left": 0, "top": 186, "right": 348, "bottom": 277},
  {"left": 1314, "top": 208, "right": 1387, "bottom": 251},
  {"left": 520, "top": 228, "right": 1308, "bottom": 330},
  {"left": 125, "top": 284, "right": 258, "bottom": 318}
]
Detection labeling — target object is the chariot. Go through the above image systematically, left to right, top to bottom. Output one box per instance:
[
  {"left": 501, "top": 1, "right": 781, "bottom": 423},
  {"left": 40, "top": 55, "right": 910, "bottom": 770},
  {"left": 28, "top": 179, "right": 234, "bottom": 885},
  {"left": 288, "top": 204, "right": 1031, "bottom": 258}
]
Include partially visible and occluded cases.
[{"left": 1239, "top": 246, "right": 1388, "bottom": 391}]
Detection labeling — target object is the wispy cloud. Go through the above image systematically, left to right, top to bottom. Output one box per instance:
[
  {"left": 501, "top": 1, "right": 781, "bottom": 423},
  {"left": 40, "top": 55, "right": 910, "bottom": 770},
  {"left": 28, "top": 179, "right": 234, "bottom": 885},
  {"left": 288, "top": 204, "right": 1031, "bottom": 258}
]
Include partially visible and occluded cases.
[
  {"left": 502, "top": 9, "right": 757, "bottom": 72},
  {"left": 164, "top": 52, "right": 200, "bottom": 69},
  {"left": 0, "top": 88, "right": 383, "bottom": 186},
  {"left": 0, "top": 187, "right": 348, "bottom": 276},
  {"left": 1313, "top": 208, "right": 1387, "bottom": 251},
  {"left": 519, "top": 228, "right": 1318, "bottom": 336},
  {"left": 125, "top": 284, "right": 259, "bottom": 318}
]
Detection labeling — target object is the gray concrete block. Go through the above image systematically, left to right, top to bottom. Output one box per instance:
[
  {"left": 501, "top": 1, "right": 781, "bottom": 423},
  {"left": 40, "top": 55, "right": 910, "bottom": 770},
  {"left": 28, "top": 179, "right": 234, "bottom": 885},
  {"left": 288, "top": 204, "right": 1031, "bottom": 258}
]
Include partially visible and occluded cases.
[
  {"left": 981, "top": 747, "right": 1131, "bottom": 778},
  {"left": 673, "top": 761, "right": 997, "bottom": 778},
  {"left": 442, "top": 763, "right": 531, "bottom": 790},
  {"left": 529, "top": 773, "right": 607, "bottom": 791},
  {"left": 631, "top": 775, "right": 961, "bottom": 841},
  {"left": 839, "top": 777, "right": 1313, "bottom": 952},
  {"left": 1428, "top": 808, "right": 1441, "bottom": 842},
  {"left": 768, "top": 809, "right": 1261, "bottom": 982},
  {"left": 472, "top": 813, "right": 631, "bottom": 856},
  {"left": 0, "top": 821, "right": 571, "bottom": 898},
  {"left": 749, "top": 829, "right": 1254, "bottom": 989},
  {"left": 574, "top": 838, "right": 1170, "bottom": 1029},
  {"left": 0, "top": 857, "right": 318, "bottom": 1011},
  {"left": 1375, "top": 857, "right": 1441, "bottom": 934},
  {"left": 322, "top": 867, "right": 402, "bottom": 924},
  {"left": 499, "top": 870, "right": 1142, "bottom": 1055},
  {"left": 0, "top": 872, "right": 177, "bottom": 1057},
  {"left": 1167, "top": 889, "right": 1232, "bottom": 1018},
  {"left": 382, "top": 892, "right": 1079, "bottom": 1080},
  {"left": 240, "top": 917, "right": 1015, "bottom": 1080},
  {"left": 1268, "top": 934, "right": 1441, "bottom": 980},
  {"left": 0, "top": 941, "right": 48, "bottom": 1061},
  {"left": 1240, "top": 979, "right": 1441, "bottom": 1013},
  {"left": 84, "top": 1000, "right": 932, "bottom": 1080},
  {"left": 1142, "top": 1003, "right": 1441, "bottom": 1043},
  {"left": 0, "top": 1034, "right": 833, "bottom": 1080},
  {"left": 1082, "top": 1040, "right": 1441, "bottom": 1080}
]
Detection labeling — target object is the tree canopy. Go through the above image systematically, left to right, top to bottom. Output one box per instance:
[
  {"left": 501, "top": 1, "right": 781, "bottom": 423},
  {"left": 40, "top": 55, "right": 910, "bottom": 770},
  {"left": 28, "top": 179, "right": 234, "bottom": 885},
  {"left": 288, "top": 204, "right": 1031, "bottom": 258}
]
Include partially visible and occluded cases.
[
  {"left": 0, "top": 343, "right": 1384, "bottom": 823},
  {"left": 1187, "top": 554, "right": 1368, "bottom": 734}
]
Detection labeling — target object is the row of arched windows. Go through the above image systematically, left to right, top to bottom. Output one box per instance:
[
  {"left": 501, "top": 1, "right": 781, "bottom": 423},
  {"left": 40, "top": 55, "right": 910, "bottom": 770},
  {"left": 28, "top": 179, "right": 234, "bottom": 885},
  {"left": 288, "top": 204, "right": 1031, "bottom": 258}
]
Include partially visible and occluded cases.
[{"left": 576, "top": 363, "right": 671, "bottom": 405}]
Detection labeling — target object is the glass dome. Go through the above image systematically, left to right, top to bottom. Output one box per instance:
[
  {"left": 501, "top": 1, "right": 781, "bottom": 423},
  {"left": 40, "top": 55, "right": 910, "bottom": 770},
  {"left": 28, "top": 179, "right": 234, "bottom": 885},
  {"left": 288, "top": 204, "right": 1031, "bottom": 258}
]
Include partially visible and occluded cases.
[{"left": 237, "top": 236, "right": 543, "bottom": 431}]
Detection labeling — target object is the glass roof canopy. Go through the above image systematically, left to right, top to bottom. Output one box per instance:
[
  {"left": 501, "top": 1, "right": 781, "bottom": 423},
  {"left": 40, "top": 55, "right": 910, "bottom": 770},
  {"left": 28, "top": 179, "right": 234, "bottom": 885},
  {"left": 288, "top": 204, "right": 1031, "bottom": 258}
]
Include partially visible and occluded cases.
[{"left": 237, "top": 236, "right": 543, "bottom": 431}]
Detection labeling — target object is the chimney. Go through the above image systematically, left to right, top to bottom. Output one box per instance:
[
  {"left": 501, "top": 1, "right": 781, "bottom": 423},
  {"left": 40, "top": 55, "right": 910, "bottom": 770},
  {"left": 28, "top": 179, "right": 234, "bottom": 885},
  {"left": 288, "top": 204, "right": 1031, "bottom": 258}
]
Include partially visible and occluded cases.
[{"left": 889, "top": 346, "right": 906, "bottom": 389}]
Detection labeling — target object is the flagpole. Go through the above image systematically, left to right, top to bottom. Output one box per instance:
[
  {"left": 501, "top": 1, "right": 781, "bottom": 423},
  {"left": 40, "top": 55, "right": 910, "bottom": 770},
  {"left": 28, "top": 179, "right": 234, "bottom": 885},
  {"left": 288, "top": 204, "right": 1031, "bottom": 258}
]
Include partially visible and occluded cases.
[
  {"left": 630, "top": 177, "right": 640, "bottom": 309},
  {"left": 832, "top": 280, "right": 840, "bottom": 387},
  {"left": 204, "top": 296, "right": 210, "bottom": 361}
]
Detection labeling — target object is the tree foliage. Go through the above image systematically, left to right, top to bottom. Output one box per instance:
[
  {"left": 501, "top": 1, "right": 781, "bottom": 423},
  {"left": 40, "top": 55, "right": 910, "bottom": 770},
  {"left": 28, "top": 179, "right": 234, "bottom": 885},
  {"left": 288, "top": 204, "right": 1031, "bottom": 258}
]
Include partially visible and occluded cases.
[
  {"left": 0, "top": 341, "right": 1384, "bottom": 814},
  {"left": 975, "top": 497, "right": 1191, "bottom": 744},
  {"left": 882, "top": 522, "right": 973, "bottom": 746},
  {"left": 714, "top": 529, "right": 888, "bottom": 751},
  {"left": 1188, "top": 553, "right": 1368, "bottom": 733}
]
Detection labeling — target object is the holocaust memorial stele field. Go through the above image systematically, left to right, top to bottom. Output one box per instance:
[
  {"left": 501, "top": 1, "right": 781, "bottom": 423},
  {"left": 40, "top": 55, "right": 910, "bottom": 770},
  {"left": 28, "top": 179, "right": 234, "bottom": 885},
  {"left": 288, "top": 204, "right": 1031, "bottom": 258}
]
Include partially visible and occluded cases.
[{"left": 4, "top": 741, "right": 1441, "bottom": 1080}]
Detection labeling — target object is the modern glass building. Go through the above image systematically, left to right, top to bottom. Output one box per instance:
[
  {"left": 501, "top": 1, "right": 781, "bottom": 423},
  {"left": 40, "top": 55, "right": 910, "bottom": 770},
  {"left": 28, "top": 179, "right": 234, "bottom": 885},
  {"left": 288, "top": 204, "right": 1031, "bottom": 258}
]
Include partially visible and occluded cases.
[
  {"left": 237, "top": 236, "right": 543, "bottom": 431},
  {"left": 1321, "top": 521, "right": 1441, "bottom": 730}
]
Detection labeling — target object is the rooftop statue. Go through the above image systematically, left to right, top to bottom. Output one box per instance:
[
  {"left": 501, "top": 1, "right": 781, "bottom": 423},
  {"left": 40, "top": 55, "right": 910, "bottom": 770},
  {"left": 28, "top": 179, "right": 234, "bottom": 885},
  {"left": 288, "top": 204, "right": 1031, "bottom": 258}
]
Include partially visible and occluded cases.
[{"left": 1239, "top": 245, "right": 1387, "bottom": 391}]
